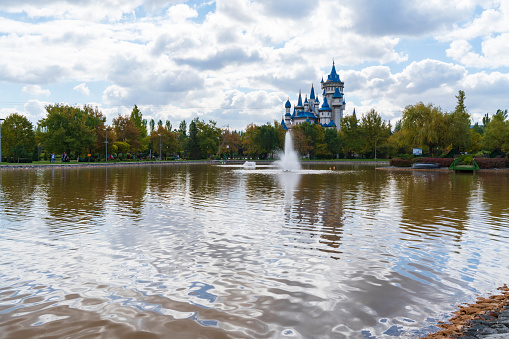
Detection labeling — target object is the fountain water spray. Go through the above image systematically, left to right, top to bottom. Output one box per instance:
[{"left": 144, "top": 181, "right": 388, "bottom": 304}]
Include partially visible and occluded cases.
[{"left": 277, "top": 130, "right": 301, "bottom": 171}]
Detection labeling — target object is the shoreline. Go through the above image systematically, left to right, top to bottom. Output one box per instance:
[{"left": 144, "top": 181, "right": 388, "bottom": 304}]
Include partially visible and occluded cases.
[
  {"left": 0, "top": 160, "right": 390, "bottom": 170},
  {"left": 423, "top": 285, "right": 509, "bottom": 338}
]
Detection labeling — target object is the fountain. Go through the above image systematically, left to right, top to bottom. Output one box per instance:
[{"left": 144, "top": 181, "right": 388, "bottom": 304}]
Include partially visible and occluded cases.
[{"left": 276, "top": 131, "right": 301, "bottom": 171}]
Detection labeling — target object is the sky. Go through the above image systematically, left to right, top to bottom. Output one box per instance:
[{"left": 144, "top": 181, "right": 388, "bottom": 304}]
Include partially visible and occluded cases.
[{"left": 0, "top": 0, "right": 508, "bottom": 131}]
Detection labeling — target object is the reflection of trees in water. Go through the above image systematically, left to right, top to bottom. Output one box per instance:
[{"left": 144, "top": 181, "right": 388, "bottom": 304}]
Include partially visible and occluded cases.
[
  {"left": 187, "top": 165, "right": 222, "bottom": 203},
  {"left": 110, "top": 166, "right": 149, "bottom": 218},
  {"left": 42, "top": 168, "right": 113, "bottom": 233},
  {"left": 0, "top": 170, "right": 37, "bottom": 221},
  {"left": 397, "top": 172, "right": 474, "bottom": 242},
  {"left": 477, "top": 173, "right": 509, "bottom": 229}
]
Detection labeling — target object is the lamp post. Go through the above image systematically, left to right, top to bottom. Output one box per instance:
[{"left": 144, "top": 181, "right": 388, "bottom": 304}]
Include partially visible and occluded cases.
[
  {"left": 0, "top": 118, "right": 4, "bottom": 164},
  {"left": 158, "top": 134, "right": 162, "bottom": 161}
]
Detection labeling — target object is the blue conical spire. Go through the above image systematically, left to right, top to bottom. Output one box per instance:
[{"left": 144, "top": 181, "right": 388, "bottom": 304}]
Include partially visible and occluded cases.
[
  {"left": 327, "top": 60, "right": 340, "bottom": 82},
  {"left": 310, "top": 84, "right": 315, "bottom": 100},
  {"left": 332, "top": 87, "right": 342, "bottom": 98},
  {"left": 297, "top": 90, "right": 303, "bottom": 107},
  {"left": 320, "top": 97, "right": 331, "bottom": 111}
]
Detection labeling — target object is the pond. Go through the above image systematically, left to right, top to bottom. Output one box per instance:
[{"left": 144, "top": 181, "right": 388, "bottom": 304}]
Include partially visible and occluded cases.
[{"left": 1, "top": 164, "right": 508, "bottom": 338}]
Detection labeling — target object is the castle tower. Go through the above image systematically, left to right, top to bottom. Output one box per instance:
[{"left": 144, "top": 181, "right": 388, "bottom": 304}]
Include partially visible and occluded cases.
[
  {"left": 321, "top": 61, "right": 345, "bottom": 131},
  {"left": 319, "top": 97, "right": 332, "bottom": 125},
  {"left": 284, "top": 98, "right": 292, "bottom": 127}
]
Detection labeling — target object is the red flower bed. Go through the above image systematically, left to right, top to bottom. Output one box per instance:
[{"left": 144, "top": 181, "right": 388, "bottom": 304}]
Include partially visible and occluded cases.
[
  {"left": 474, "top": 157, "right": 508, "bottom": 169},
  {"left": 390, "top": 158, "right": 412, "bottom": 167},
  {"left": 413, "top": 158, "right": 455, "bottom": 167}
]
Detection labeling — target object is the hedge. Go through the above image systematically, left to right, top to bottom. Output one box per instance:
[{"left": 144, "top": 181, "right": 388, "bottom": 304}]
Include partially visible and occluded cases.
[
  {"left": 390, "top": 157, "right": 508, "bottom": 169},
  {"left": 474, "top": 157, "right": 508, "bottom": 169},
  {"left": 389, "top": 158, "right": 412, "bottom": 167}
]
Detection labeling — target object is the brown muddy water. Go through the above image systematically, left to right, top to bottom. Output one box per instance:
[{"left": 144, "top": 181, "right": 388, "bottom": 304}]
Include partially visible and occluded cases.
[{"left": 0, "top": 163, "right": 508, "bottom": 338}]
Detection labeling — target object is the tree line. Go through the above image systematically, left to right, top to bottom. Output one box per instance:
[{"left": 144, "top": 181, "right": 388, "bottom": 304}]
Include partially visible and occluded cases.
[{"left": 1, "top": 91, "right": 508, "bottom": 162}]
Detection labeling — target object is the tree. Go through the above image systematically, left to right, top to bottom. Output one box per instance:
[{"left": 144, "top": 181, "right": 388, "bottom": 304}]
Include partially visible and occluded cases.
[
  {"left": 448, "top": 90, "right": 471, "bottom": 151},
  {"left": 401, "top": 102, "right": 447, "bottom": 156},
  {"left": 38, "top": 104, "right": 96, "bottom": 157},
  {"left": 82, "top": 105, "right": 107, "bottom": 155},
  {"left": 130, "top": 105, "right": 147, "bottom": 138},
  {"left": 360, "top": 109, "right": 390, "bottom": 158},
  {"left": 483, "top": 110, "right": 509, "bottom": 152},
  {"left": 341, "top": 112, "right": 363, "bottom": 157},
  {"left": 1, "top": 113, "right": 36, "bottom": 161},
  {"left": 112, "top": 114, "right": 141, "bottom": 154},
  {"left": 186, "top": 118, "right": 201, "bottom": 160},
  {"left": 149, "top": 119, "right": 155, "bottom": 133},
  {"left": 196, "top": 119, "right": 221, "bottom": 158},
  {"left": 165, "top": 120, "right": 172, "bottom": 131},
  {"left": 177, "top": 120, "right": 187, "bottom": 158},
  {"left": 292, "top": 122, "right": 326, "bottom": 159},
  {"left": 256, "top": 123, "right": 279, "bottom": 159},
  {"left": 242, "top": 124, "right": 261, "bottom": 158},
  {"left": 150, "top": 125, "right": 178, "bottom": 159},
  {"left": 291, "top": 127, "right": 312, "bottom": 157},
  {"left": 324, "top": 128, "right": 341, "bottom": 158},
  {"left": 223, "top": 130, "right": 242, "bottom": 158}
]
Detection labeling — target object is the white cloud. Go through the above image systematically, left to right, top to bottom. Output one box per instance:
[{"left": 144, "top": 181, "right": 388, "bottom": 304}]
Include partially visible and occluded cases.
[
  {"left": 0, "top": 1, "right": 508, "bottom": 130},
  {"left": 446, "top": 34, "right": 509, "bottom": 68},
  {"left": 73, "top": 83, "right": 90, "bottom": 96},
  {"left": 22, "top": 84, "right": 51, "bottom": 96},
  {"left": 102, "top": 85, "right": 129, "bottom": 106},
  {"left": 23, "top": 99, "right": 48, "bottom": 122}
]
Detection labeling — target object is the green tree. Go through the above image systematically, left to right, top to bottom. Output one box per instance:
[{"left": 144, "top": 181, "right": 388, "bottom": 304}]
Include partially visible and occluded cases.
[
  {"left": 448, "top": 90, "right": 471, "bottom": 152},
  {"left": 401, "top": 102, "right": 447, "bottom": 156},
  {"left": 38, "top": 104, "right": 96, "bottom": 157},
  {"left": 82, "top": 105, "right": 107, "bottom": 155},
  {"left": 130, "top": 105, "right": 147, "bottom": 138},
  {"left": 360, "top": 109, "right": 390, "bottom": 158},
  {"left": 483, "top": 110, "right": 509, "bottom": 152},
  {"left": 341, "top": 112, "right": 363, "bottom": 157},
  {"left": 1, "top": 113, "right": 36, "bottom": 161},
  {"left": 187, "top": 118, "right": 201, "bottom": 160},
  {"left": 149, "top": 119, "right": 155, "bottom": 133},
  {"left": 196, "top": 119, "right": 221, "bottom": 158},
  {"left": 165, "top": 120, "right": 172, "bottom": 131},
  {"left": 177, "top": 120, "right": 187, "bottom": 158},
  {"left": 256, "top": 123, "right": 279, "bottom": 159},
  {"left": 242, "top": 124, "right": 261, "bottom": 158},
  {"left": 150, "top": 125, "right": 178, "bottom": 159},
  {"left": 324, "top": 128, "right": 341, "bottom": 158}
]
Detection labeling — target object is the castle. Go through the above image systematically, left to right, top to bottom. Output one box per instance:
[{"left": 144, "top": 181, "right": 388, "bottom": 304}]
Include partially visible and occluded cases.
[{"left": 281, "top": 62, "right": 346, "bottom": 131}]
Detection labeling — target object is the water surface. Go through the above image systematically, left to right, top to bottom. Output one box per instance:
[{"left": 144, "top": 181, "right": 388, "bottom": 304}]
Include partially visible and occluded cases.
[{"left": 1, "top": 164, "right": 508, "bottom": 338}]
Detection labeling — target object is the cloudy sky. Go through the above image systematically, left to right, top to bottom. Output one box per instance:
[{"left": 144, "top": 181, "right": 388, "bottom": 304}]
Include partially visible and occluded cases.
[{"left": 1, "top": 0, "right": 508, "bottom": 131}]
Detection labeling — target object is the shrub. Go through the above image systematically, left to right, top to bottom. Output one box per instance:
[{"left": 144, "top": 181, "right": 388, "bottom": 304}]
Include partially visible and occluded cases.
[
  {"left": 458, "top": 155, "right": 473, "bottom": 165},
  {"left": 7, "top": 157, "right": 32, "bottom": 163},
  {"left": 412, "top": 157, "right": 454, "bottom": 167},
  {"left": 474, "top": 157, "right": 508, "bottom": 169},
  {"left": 390, "top": 158, "right": 412, "bottom": 167}
]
